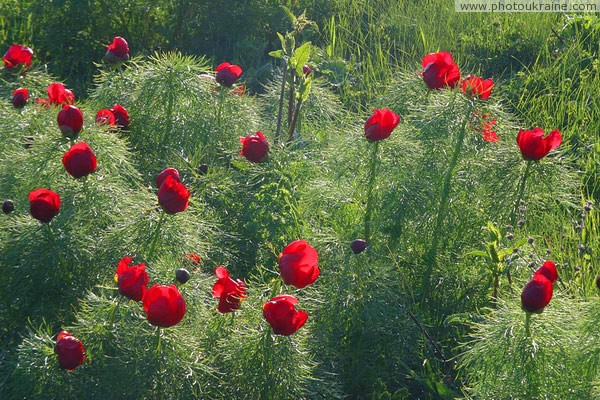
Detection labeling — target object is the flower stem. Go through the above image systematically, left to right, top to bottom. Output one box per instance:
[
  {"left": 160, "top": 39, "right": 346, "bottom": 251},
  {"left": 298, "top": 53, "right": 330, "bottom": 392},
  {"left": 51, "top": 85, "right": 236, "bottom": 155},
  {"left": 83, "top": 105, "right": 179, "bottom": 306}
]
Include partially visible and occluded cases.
[
  {"left": 275, "top": 62, "right": 289, "bottom": 144},
  {"left": 216, "top": 87, "right": 226, "bottom": 130},
  {"left": 287, "top": 98, "right": 303, "bottom": 144},
  {"left": 423, "top": 103, "right": 473, "bottom": 297},
  {"left": 364, "top": 141, "right": 380, "bottom": 245},
  {"left": 510, "top": 161, "right": 532, "bottom": 226},
  {"left": 148, "top": 211, "right": 166, "bottom": 259},
  {"left": 109, "top": 296, "right": 124, "bottom": 327},
  {"left": 525, "top": 312, "right": 531, "bottom": 337},
  {"left": 155, "top": 327, "right": 162, "bottom": 353}
]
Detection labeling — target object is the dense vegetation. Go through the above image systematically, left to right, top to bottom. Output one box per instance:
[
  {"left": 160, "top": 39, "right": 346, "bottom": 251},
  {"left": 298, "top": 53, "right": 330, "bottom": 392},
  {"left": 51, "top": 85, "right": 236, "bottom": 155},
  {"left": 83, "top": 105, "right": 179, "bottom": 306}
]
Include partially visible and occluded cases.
[{"left": 1, "top": 1, "right": 599, "bottom": 399}]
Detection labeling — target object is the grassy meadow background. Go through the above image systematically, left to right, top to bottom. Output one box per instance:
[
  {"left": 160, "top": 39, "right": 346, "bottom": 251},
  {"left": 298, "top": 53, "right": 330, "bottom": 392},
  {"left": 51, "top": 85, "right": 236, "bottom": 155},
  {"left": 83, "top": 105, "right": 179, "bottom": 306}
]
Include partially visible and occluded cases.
[{"left": 0, "top": 0, "right": 599, "bottom": 399}]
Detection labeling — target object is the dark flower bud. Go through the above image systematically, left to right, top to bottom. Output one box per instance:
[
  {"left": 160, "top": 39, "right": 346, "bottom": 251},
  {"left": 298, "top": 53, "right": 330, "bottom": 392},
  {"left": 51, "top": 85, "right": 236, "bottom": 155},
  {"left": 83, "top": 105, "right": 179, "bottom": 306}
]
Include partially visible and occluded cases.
[
  {"left": 302, "top": 64, "right": 312, "bottom": 76},
  {"left": 12, "top": 88, "right": 28, "bottom": 108},
  {"left": 198, "top": 164, "right": 209, "bottom": 175},
  {"left": 2, "top": 199, "right": 14, "bottom": 214},
  {"left": 584, "top": 204, "right": 592, "bottom": 212},
  {"left": 518, "top": 220, "right": 525, "bottom": 228},
  {"left": 576, "top": 224, "right": 583, "bottom": 232},
  {"left": 506, "top": 233, "right": 514, "bottom": 240},
  {"left": 528, "top": 237, "right": 534, "bottom": 245},
  {"left": 350, "top": 239, "right": 367, "bottom": 254},
  {"left": 578, "top": 243, "right": 585, "bottom": 253},
  {"left": 513, "top": 248, "right": 519, "bottom": 254},
  {"left": 546, "top": 249, "right": 551, "bottom": 255},
  {"left": 528, "top": 261, "right": 535, "bottom": 269},
  {"left": 574, "top": 265, "right": 581, "bottom": 272},
  {"left": 176, "top": 268, "right": 191, "bottom": 284}
]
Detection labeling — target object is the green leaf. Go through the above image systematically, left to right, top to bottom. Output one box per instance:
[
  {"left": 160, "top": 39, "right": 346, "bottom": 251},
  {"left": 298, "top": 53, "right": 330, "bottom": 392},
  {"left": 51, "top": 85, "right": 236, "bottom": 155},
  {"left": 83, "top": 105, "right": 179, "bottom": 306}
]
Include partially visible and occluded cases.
[
  {"left": 280, "top": 5, "right": 297, "bottom": 25},
  {"left": 276, "top": 32, "right": 287, "bottom": 54},
  {"left": 292, "top": 42, "right": 311, "bottom": 75},
  {"left": 269, "top": 50, "right": 284, "bottom": 59},
  {"left": 466, "top": 250, "right": 489, "bottom": 258}
]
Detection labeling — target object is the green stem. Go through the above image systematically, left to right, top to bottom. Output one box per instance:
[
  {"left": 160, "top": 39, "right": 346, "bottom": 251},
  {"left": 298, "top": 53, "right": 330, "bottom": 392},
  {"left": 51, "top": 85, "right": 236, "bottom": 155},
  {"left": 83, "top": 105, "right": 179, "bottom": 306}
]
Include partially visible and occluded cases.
[
  {"left": 275, "top": 61, "right": 289, "bottom": 144},
  {"left": 287, "top": 73, "right": 296, "bottom": 127},
  {"left": 160, "top": 74, "right": 175, "bottom": 149},
  {"left": 216, "top": 87, "right": 226, "bottom": 129},
  {"left": 286, "top": 98, "right": 303, "bottom": 144},
  {"left": 423, "top": 104, "right": 473, "bottom": 296},
  {"left": 364, "top": 141, "right": 380, "bottom": 244},
  {"left": 510, "top": 161, "right": 532, "bottom": 226},
  {"left": 148, "top": 211, "right": 166, "bottom": 259},
  {"left": 109, "top": 296, "right": 124, "bottom": 326},
  {"left": 525, "top": 312, "right": 531, "bottom": 337},
  {"left": 155, "top": 327, "right": 162, "bottom": 353}
]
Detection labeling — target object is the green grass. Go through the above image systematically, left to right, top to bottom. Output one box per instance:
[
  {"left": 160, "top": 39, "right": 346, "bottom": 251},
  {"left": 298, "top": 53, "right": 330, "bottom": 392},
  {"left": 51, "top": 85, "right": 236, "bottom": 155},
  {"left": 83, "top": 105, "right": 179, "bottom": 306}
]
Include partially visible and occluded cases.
[{"left": 1, "top": 2, "right": 599, "bottom": 399}]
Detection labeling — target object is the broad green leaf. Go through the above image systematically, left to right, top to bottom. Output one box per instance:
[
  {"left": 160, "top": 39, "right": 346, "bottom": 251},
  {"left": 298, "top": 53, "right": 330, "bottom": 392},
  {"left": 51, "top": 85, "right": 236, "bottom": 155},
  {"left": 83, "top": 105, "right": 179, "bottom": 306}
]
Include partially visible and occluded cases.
[{"left": 293, "top": 42, "right": 311, "bottom": 75}]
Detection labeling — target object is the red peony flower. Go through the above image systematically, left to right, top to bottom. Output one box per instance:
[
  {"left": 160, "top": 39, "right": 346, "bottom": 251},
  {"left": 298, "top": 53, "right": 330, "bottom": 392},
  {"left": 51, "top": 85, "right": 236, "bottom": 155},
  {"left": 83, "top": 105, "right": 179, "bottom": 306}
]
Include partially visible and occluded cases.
[
  {"left": 104, "top": 36, "right": 130, "bottom": 63},
  {"left": 3, "top": 43, "right": 33, "bottom": 69},
  {"left": 421, "top": 51, "right": 461, "bottom": 90},
  {"left": 215, "top": 62, "right": 243, "bottom": 87},
  {"left": 461, "top": 74, "right": 494, "bottom": 100},
  {"left": 47, "top": 83, "right": 75, "bottom": 106},
  {"left": 230, "top": 85, "right": 246, "bottom": 97},
  {"left": 12, "top": 88, "right": 29, "bottom": 108},
  {"left": 35, "top": 98, "right": 50, "bottom": 108},
  {"left": 110, "top": 104, "right": 129, "bottom": 130},
  {"left": 57, "top": 105, "right": 84, "bottom": 139},
  {"left": 95, "top": 109, "right": 116, "bottom": 126},
  {"left": 364, "top": 109, "right": 400, "bottom": 142},
  {"left": 481, "top": 114, "right": 499, "bottom": 142},
  {"left": 516, "top": 127, "right": 562, "bottom": 161},
  {"left": 239, "top": 131, "right": 269, "bottom": 163},
  {"left": 62, "top": 142, "right": 97, "bottom": 179},
  {"left": 156, "top": 168, "right": 181, "bottom": 188},
  {"left": 158, "top": 175, "right": 190, "bottom": 214},
  {"left": 29, "top": 188, "right": 60, "bottom": 223},
  {"left": 278, "top": 240, "right": 319, "bottom": 289},
  {"left": 185, "top": 253, "right": 201, "bottom": 265},
  {"left": 116, "top": 256, "right": 149, "bottom": 302},
  {"left": 533, "top": 260, "right": 559, "bottom": 283},
  {"left": 212, "top": 266, "right": 247, "bottom": 313},
  {"left": 521, "top": 274, "right": 553, "bottom": 313},
  {"left": 143, "top": 284, "right": 186, "bottom": 327},
  {"left": 263, "top": 295, "right": 308, "bottom": 336},
  {"left": 54, "top": 331, "right": 85, "bottom": 371}
]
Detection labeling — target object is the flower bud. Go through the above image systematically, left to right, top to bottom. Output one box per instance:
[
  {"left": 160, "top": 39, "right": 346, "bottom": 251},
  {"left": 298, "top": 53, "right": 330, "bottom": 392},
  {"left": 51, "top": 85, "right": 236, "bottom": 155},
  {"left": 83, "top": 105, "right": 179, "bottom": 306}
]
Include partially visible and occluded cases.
[
  {"left": 302, "top": 64, "right": 312, "bottom": 76},
  {"left": 12, "top": 88, "right": 28, "bottom": 108},
  {"left": 57, "top": 105, "right": 84, "bottom": 139},
  {"left": 197, "top": 164, "right": 209, "bottom": 175},
  {"left": 2, "top": 199, "right": 14, "bottom": 214},
  {"left": 518, "top": 219, "right": 525, "bottom": 228},
  {"left": 506, "top": 233, "right": 514, "bottom": 240},
  {"left": 527, "top": 237, "right": 534, "bottom": 245},
  {"left": 350, "top": 239, "right": 367, "bottom": 254},
  {"left": 176, "top": 268, "right": 191, "bottom": 284}
]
